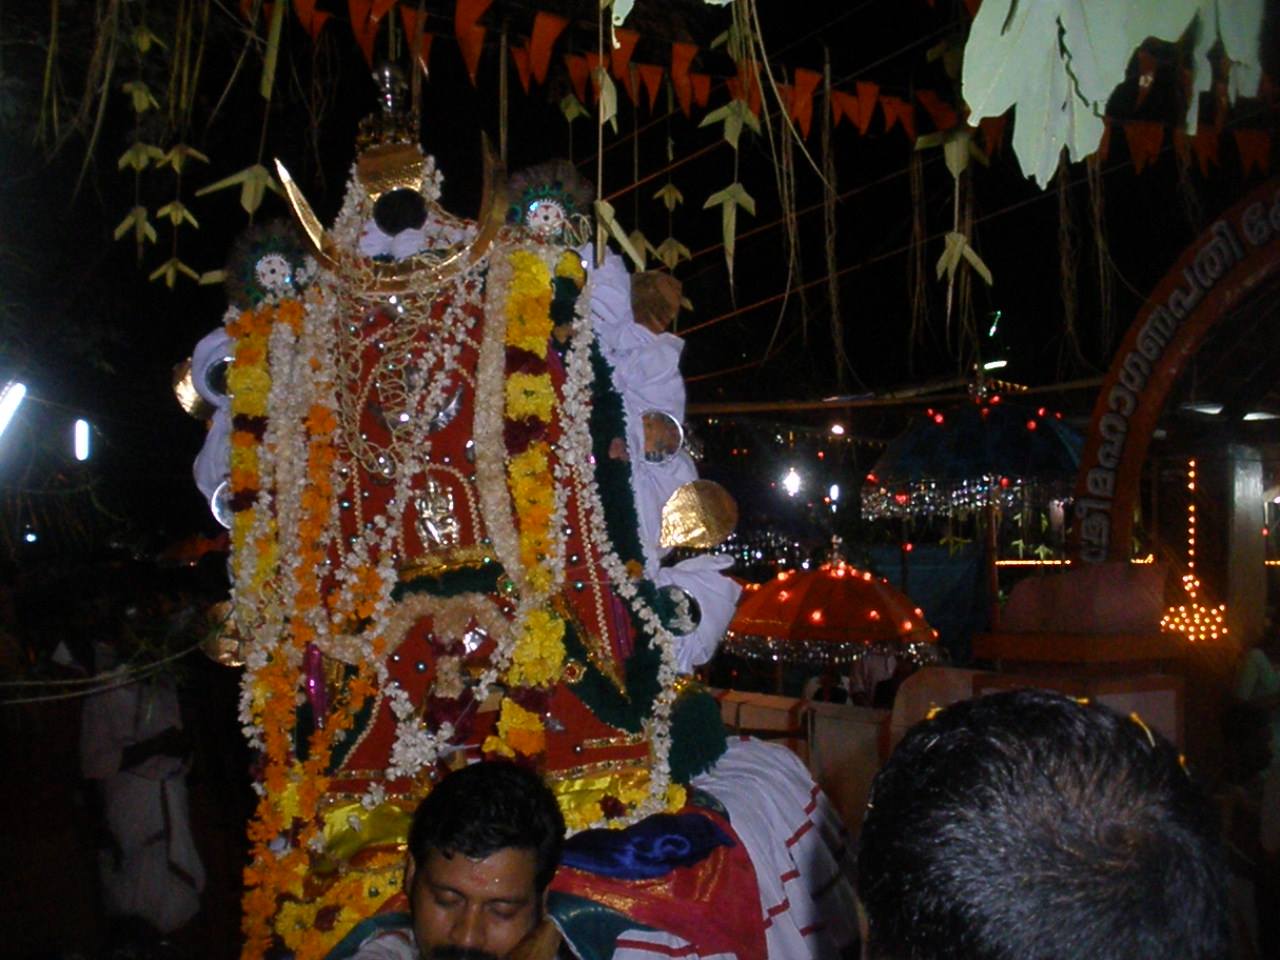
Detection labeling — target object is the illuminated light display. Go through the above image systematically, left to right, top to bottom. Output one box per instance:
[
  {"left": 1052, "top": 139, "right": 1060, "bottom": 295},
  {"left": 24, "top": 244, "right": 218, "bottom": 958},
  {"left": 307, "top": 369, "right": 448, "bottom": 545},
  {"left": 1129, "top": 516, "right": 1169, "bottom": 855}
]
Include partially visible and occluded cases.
[{"left": 1161, "top": 458, "right": 1228, "bottom": 643}]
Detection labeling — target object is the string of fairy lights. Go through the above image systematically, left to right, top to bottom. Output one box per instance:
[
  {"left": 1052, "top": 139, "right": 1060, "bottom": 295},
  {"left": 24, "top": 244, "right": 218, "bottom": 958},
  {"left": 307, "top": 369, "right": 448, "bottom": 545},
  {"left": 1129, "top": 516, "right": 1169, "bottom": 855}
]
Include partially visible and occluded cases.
[{"left": 1160, "top": 457, "right": 1228, "bottom": 643}]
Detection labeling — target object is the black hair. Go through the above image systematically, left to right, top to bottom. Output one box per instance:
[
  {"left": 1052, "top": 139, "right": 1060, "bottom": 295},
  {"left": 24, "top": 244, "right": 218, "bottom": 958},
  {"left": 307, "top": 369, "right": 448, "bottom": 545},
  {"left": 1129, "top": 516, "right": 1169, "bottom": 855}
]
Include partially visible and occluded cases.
[
  {"left": 857, "top": 689, "right": 1229, "bottom": 960},
  {"left": 407, "top": 761, "right": 565, "bottom": 896}
]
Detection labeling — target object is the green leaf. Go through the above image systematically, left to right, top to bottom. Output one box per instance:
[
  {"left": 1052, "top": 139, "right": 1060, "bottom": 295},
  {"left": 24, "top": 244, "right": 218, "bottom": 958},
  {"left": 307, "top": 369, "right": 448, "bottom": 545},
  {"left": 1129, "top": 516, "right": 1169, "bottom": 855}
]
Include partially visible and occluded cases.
[
  {"left": 133, "top": 25, "right": 167, "bottom": 54},
  {"left": 596, "top": 69, "right": 619, "bottom": 134},
  {"left": 121, "top": 80, "right": 158, "bottom": 114},
  {"left": 560, "top": 94, "right": 589, "bottom": 123},
  {"left": 699, "top": 99, "right": 757, "bottom": 150},
  {"left": 943, "top": 130, "right": 972, "bottom": 179},
  {"left": 117, "top": 142, "right": 164, "bottom": 172},
  {"left": 157, "top": 144, "right": 210, "bottom": 173},
  {"left": 195, "top": 163, "right": 279, "bottom": 215},
  {"left": 703, "top": 182, "right": 755, "bottom": 216},
  {"left": 653, "top": 183, "right": 684, "bottom": 212},
  {"left": 703, "top": 183, "right": 755, "bottom": 284},
  {"left": 594, "top": 199, "right": 645, "bottom": 271},
  {"left": 157, "top": 200, "right": 199, "bottom": 229},
  {"left": 113, "top": 206, "right": 157, "bottom": 245},
  {"left": 626, "top": 228, "right": 650, "bottom": 268},
  {"left": 936, "top": 230, "right": 993, "bottom": 288},
  {"left": 653, "top": 236, "right": 692, "bottom": 271},
  {"left": 960, "top": 239, "right": 994, "bottom": 286},
  {"left": 148, "top": 257, "right": 199, "bottom": 289},
  {"left": 199, "top": 269, "right": 227, "bottom": 286}
]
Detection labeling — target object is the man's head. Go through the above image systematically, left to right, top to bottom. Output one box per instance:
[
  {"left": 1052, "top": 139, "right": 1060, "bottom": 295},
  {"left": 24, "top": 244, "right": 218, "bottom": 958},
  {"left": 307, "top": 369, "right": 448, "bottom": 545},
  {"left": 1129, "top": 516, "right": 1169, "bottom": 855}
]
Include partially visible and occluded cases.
[
  {"left": 856, "top": 689, "right": 1229, "bottom": 960},
  {"left": 406, "top": 761, "right": 565, "bottom": 960}
]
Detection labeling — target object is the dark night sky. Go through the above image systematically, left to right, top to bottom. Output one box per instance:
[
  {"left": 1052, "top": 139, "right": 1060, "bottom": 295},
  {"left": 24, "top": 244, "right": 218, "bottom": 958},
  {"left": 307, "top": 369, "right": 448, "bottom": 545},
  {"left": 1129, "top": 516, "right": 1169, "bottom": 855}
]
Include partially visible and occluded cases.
[{"left": 0, "top": 0, "right": 1274, "bottom": 557}]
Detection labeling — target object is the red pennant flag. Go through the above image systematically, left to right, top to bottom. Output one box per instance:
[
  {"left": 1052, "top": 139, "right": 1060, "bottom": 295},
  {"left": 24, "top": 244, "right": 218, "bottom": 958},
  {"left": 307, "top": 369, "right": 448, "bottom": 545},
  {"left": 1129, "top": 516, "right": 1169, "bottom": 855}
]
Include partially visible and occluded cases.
[
  {"left": 291, "top": 0, "right": 330, "bottom": 39},
  {"left": 294, "top": 0, "right": 330, "bottom": 40},
  {"left": 349, "top": 0, "right": 396, "bottom": 66},
  {"left": 454, "top": 0, "right": 492, "bottom": 85},
  {"left": 399, "top": 6, "right": 433, "bottom": 76},
  {"left": 529, "top": 11, "right": 568, "bottom": 85},
  {"left": 612, "top": 28, "right": 640, "bottom": 101},
  {"left": 671, "top": 42, "right": 697, "bottom": 117},
  {"left": 509, "top": 43, "right": 531, "bottom": 93},
  {"left": 1135, "top": 49, "right": 1157, "bottom": 109},
  {"left": 564, "top": 54, "right": 589, "bottom": 105},
  {"left": 726, "top": 59, "right": 761, "bottom": 116},
  {"left": 636, "top": 63, "right": 664, "bottom": 111},
  {"left": 789, "top": 67, "right": 821, "bottom": 138},
  {"left": 691, "top": 73, "right": 711, "bottom": 109},
  {"left": 850, "top": 81, "right": 879, "bottom": 134},
  {"left": 915, "top": 89, "right": 958, "bottom": 131},
  {"left": 830, "top": 90, "right": 857, "bottom": 127},
  {"left": 880, "top": 95, "right": 915, "bottom": 141},
  {"left": 979, "top": 113, "right": 1008, "bottom": 156},
  {"left": 1095, "top": 118, "right": 1112, "bottom": 162},
  {"left": 1124, "top": 120, "right": 1164, "bottom": 173},
  {"left": 1193, "top": 124, "right": 1219, "bottom": 175},
  {"left": 1172, "top": 127, "right": 1191, "bottom": 166},
  {"left": 1234, "top": 128, "right": 1271, "bottom": 176}
]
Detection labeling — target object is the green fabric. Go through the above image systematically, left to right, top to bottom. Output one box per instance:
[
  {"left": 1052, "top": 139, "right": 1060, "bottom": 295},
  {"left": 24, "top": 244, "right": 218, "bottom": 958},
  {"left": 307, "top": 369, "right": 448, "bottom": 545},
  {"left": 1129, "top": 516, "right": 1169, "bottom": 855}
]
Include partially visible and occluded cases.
[
  {"left": 669, "top": 688, "right": 728, "bottom": 783},
  {"left": 548, "top": 891, "right": 661, "bottom": 960}
]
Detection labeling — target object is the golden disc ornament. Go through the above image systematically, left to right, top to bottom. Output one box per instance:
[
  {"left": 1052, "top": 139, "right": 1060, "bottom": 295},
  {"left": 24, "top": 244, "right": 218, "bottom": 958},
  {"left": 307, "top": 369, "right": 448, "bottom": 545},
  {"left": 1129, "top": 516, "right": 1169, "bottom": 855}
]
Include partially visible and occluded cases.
[
  {"left": 172, "top": 358, "right": 214, "bottom": 419},
  {"left": 659, "top": 480, "right": 738, "bottom": 549}
]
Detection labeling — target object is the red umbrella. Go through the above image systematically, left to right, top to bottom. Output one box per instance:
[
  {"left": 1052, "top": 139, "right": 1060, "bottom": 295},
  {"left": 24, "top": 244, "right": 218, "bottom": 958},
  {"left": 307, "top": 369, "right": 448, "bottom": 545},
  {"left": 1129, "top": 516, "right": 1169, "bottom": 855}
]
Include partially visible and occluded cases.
[{"left": 724, "top": 562, "right": 940, "bottom": 666}]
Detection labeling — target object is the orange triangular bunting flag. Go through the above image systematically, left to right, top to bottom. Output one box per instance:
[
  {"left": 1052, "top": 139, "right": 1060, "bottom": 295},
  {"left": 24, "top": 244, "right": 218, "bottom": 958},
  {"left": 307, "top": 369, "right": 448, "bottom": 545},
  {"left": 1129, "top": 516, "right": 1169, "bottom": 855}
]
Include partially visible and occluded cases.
[
  {"left": 294, "top": 0, "right": 331, "bottom": 40},
  {"left": 348, "top": 0, "right": 396, "bottom": 66},
  {"left": 454, "top": 0, "right": 492, "bottom": 85},
  {"left": 399, "top": 6, "right": 432, "bottom": 76},
  {"left": 529, "top": 11, "right": 568, "bottom": 85},
  {"left": 609, "top": 28, "right": 640, "bottom": 83},
  {"left": 671, "top": 42, "right": 697, "bottom": 117},
  {"left": 510, "top": 43, "right": 531, "bottom": 93},
  {"left": 564, "top": 54, "right": 589, "bottom": 105},
  {"left": 636, "top": 63, "right": 664, "bottom": 111},
  {"left": 790, "top": 68, "right": 821, "bottom": 138},
  {"left": 691, "top": 73, "right": 711, "bottom": 109},
  {"left": 851, "top": 81, "right": 879, "bottom": 134},
  {"left": 915, "top": 89, "right": 958, "bottom": 131},
  {"left": 830, "top": 90, "right": 857, "bottom": 127},
  {"left": 880, "top": 95, "right": 915, "bottom": 141},
  {"left": 979, "top": 113, "right": 1008, "bottom": 156},
  {"left": 1124, "top": 120, "right": 1164, "bottom": 173},
  {"left": 1193, "top": 125, "right": 1219, "bottom": 175},
  {"left": 1234, "top": 128, "right": 1271, "bottom": 175}
]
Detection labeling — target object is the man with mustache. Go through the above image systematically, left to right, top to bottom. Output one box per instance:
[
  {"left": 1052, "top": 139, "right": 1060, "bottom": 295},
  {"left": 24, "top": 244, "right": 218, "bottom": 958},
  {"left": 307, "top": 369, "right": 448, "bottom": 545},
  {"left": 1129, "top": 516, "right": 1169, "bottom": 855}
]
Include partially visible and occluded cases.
[{"left": 352, "top": 761, "right": 566, "bottom": 960}]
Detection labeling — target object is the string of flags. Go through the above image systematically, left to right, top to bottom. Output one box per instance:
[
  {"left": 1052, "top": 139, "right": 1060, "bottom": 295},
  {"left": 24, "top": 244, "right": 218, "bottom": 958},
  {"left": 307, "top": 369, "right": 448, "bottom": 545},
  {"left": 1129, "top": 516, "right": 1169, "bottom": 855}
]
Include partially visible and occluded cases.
[{"left": 242, "top": 0, "right": 1275, "bottom": 175}]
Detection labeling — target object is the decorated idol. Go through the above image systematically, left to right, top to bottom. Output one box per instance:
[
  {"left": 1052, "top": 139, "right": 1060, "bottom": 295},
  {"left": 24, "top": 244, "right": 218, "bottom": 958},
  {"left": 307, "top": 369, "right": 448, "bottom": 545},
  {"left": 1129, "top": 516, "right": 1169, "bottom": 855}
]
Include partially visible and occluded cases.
[{"left": 187, "top": 72, "right": 855, "bottom": 960}]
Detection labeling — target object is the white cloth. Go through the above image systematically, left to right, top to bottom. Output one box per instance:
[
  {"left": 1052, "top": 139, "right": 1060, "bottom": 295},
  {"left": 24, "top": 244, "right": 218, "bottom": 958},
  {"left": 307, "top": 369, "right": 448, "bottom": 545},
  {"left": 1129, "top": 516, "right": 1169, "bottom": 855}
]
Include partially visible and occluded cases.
[
  {"left": 655, "top": 554, "right": 741, "bottom": 673},
  {"left": 80, "top": 667, "right": 205, "bottom": 933},
  {"left": 693, "top": 737, "right": 859, "bottom": 959}
]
